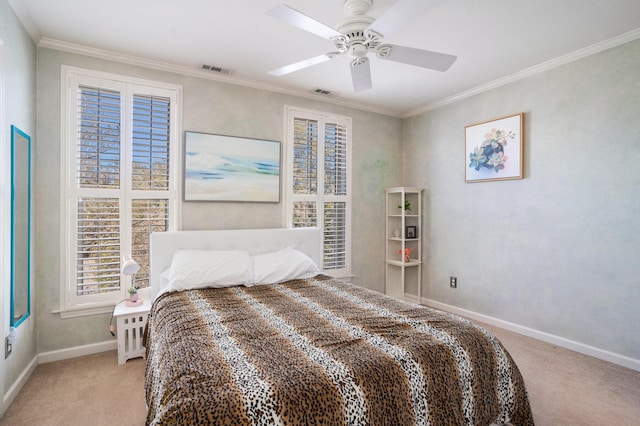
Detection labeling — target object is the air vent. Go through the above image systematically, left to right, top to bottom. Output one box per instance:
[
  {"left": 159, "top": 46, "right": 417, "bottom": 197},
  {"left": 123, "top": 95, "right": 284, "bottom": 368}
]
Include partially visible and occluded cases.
[
  {"left": 200, "top": 64, "right": 233, "bottom": 75},
  {"left": 313, "top": 88, "right": 332, "bottom": 95}
]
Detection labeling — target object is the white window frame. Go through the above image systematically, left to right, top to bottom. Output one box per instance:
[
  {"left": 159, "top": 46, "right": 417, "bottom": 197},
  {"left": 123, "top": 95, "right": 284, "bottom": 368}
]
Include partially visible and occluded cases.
[
  {"left": 59, "top": 66, "right": 182, "bottom": 317},
  {"left": 283, "top": 105, "right": 352, "bottom": 278}
]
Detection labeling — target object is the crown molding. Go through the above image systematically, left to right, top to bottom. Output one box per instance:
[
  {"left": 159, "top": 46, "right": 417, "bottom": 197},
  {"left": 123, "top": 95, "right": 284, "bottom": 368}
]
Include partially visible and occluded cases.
[
  {"left": 7, "top": 0, "right": 41, "bottom": 42},
  {"left": 28, "top": 23, "right": 640, "bottom": 120},
  {"left": 403, "top": 28, "right": 640, "bottom": 118},
  {"left": 38, "top": 37, "right": 401, "bottom": 118}
]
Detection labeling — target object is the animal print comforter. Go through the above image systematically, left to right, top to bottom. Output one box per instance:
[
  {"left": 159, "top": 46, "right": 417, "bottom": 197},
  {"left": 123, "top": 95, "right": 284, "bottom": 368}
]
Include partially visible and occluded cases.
[{"left": 144, "top": 275, "right": 534, "bottom": 425}]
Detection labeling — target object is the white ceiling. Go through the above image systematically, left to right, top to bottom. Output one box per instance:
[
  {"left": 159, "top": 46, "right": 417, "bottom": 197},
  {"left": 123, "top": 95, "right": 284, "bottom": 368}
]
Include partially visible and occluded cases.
[{"left": 13, "top": 0, "right": 640, "bottom": 117}]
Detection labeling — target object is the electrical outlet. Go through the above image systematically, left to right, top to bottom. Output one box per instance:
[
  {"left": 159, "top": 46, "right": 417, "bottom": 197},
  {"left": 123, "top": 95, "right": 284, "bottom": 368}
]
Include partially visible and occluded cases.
[
  {"left": 450, "top": 276, "right": 457, "bottom": 288},
  {"left": 5, "top": 337, "right": 12, "bottom": 359}
]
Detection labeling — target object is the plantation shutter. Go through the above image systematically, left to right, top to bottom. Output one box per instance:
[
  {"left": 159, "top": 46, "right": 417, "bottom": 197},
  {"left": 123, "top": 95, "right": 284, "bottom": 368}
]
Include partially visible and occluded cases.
[
  {"left": 64, "top": 67, "right": 180, "bottom": 311},
  {"left": 75, "top": 86, "right": 122, "bottom": 296},
  {"left": 77, "top": 86, "right": 121, "bottom": 188},
  {"left": 130, "top": 93, "right": 172, "bottom": 288},
  {"left": 132, "top": 94, "right": 171, "bottom": 191},
  {"left": 287, "top": 108, "right": 351, "bottom": 276},
  {"left": 292, "top": 117, "right": 318, "bottom": 229},
  {"left": 293, "top": 117, "right": 318, "bottom": 196},
  {"left": 323, "top": 121, "right": 348, "bottom": 270},
  {"left": 324, "top": 121, "right": 347, "bottom": 196},
  {"left": 76, "top": 198, "right": 120, "bottom": 295},
  {"left": 131, "top": 199, "right": 169, "bottom": 288}
]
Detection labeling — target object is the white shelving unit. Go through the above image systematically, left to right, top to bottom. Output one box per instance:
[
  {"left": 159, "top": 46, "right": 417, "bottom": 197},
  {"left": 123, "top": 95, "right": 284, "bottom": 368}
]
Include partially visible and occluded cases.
[{"left": 385, "top": 187, "right": 423, "bottom": 302}]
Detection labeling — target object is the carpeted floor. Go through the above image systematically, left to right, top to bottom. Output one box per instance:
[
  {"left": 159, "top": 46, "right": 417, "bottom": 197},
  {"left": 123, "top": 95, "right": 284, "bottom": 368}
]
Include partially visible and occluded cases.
[
  {"left": 1, "top": 323, "right": 639, "bottom": 425},
  {"left": 481, "top": 323, "right": 640, "bottom": 425},
  {"left": 1, "top": 351, "right": 147, "bottom": 426}
]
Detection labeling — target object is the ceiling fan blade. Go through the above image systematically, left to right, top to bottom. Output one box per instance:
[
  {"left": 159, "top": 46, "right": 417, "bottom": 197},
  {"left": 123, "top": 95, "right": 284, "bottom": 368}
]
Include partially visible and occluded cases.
[
  {"left": 368, "top": 0, "right": 441, "bottom": 38},
  {"left": 267, "top": 4, "right": 342, "bottom": 40},
  {"left": 382, "top": 44, "right": 456, "bottom": 72},
  {"left": 269, "top": 53, "right": 338, "bottom": 76},
  {"left": 351, "top": 60, "right": 372, "bottom": 92}
]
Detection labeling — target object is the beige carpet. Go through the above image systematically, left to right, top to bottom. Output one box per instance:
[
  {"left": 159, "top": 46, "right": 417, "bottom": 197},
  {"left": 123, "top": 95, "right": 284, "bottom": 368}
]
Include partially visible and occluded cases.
[
  {"left": 481, "top": 323, "right": 640, "bottom": 425},
  {"left": 1, "top": 324, "right": 639, "bottom": 425},
  {"left": 0, "top": 351, "right": 147, "bottom": 426}
]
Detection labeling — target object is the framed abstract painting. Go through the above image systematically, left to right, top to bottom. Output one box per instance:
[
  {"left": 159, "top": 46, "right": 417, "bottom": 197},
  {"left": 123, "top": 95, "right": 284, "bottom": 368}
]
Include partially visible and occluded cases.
[
  {"left": 465, "top": 113, "right": 524, "bottom": 182},
  {"left": 184, "top": 131, "right": 281, "bottom": 202}
]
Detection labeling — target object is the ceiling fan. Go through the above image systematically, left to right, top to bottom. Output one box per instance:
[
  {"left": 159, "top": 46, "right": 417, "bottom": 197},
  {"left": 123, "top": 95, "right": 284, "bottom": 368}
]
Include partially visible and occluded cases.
[{"left": 267, "top": 0, "right": 457, "bottom": 92}]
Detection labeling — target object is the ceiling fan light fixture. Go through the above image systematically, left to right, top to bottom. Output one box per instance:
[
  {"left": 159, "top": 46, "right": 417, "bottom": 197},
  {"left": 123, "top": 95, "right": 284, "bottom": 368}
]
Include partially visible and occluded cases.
[{"left": 348, "top": 42, "right": 368, "bottom": 61}]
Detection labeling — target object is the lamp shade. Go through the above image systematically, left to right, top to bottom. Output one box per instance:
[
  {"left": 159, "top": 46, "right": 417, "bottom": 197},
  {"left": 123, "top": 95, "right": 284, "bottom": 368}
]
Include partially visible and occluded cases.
[{"left": 121, "top": 254, "right": 140, "bottom": 276}]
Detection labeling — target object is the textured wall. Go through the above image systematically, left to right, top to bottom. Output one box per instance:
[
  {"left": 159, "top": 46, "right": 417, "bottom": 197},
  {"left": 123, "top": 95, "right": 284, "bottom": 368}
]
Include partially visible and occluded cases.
[
  {"left": 0, "top": 0, "right": 38, "bottom": 399},
  {"left": 29, "top": 25, "right": 640, "bottom": 366},
  {"left": 404, "top": 39, "right": 640, "bottom": 360},
  {"left": 35, "top": 48, "right": 402, "bottom": 352}
]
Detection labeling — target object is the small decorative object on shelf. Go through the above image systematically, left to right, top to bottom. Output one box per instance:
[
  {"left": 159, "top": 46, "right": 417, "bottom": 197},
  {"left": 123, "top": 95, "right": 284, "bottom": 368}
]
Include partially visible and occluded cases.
[
  {"left": 398, "top": 200, "right": 411, "bottom": 211},
  {"left": 406, "top": 225, "right": 417, "bottom": 239},
  {"left": 394, "top": 229, "right": 401, "bottom": 238},
  {"left": 398, "top": 248, "right": 412, "bottom": 262},
  {"left": 126, "top": 286, "right": 142, "bottom": 307},
  {"left": 128, "top": 286, "right": 138, "bottom": 301},
  {"left": 125, "top": 298, "right": 143, "bottom": 307}
]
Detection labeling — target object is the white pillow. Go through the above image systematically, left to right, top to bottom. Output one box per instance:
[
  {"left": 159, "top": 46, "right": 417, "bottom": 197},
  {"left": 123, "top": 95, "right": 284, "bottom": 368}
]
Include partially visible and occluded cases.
[
  {"left": 252, "top": 247, "right": 320, "bottom": 285},
  {"left": 167, "top": 250, "right": 252, "bottom": 291},
  {"left": 159, "top": 268, "right": 170, "bottom": 288}
]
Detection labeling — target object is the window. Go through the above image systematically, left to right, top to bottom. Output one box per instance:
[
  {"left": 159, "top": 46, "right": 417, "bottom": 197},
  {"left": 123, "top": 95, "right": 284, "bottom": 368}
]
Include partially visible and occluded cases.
[
  {"left": 60, "top": 66, "right": 181, "bottom": 315},
  {"left": 285, "top": 106, "right": 352, "bottom": 277}
]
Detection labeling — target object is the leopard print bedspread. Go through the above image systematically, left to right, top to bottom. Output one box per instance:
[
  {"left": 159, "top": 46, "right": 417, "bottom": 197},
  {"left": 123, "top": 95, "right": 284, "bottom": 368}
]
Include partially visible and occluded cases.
[{"left": 144, "top": 275, "right": 534, "bottom": 425}]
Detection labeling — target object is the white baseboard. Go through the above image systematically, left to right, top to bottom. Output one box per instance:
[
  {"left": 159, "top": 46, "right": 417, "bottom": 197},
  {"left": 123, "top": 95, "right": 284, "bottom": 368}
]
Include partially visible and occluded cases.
[
  {"left": 421, "top": 297, "right": 640, "bottom": 372},
  {"left": 3, "top": 301, "right": 638, "bottom": 419},
  {"left": 38, "top": 340, "right": 116, "bottom": 364},
  {"left": 2, "top": 354, "right": 38, "bottom": 414}
]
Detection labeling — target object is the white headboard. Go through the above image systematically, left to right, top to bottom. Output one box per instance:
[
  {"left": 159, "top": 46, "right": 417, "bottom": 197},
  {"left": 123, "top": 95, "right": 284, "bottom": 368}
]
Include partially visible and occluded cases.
[{"left": 150, "top": 227, "right": 322, "bottom": 298}]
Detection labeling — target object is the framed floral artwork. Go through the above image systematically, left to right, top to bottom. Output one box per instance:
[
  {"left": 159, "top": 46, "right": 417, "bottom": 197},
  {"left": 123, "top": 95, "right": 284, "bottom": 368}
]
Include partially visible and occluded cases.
[{"left": 465, "top": 113, "right": 524, "bottom": 182}]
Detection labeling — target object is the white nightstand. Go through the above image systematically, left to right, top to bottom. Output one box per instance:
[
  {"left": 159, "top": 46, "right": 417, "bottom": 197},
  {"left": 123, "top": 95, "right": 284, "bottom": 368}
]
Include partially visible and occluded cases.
[{"left": 113, "top": 298, "right": 152, "bottom": 364}]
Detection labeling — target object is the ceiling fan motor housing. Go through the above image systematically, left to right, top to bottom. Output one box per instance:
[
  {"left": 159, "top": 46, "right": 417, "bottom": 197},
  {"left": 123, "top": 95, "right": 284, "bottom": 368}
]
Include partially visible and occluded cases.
[
  {"left": 334, "top": 0, "right": 390, "bottom": 65},
  {"left": 334, "top": 28, "right": 388, "bottom": 65}
]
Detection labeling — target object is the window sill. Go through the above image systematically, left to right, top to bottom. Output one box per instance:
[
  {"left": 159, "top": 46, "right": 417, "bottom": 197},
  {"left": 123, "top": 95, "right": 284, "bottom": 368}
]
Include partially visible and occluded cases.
[{"left": 53, "top": 304, "right": 115, "bottom": 319}]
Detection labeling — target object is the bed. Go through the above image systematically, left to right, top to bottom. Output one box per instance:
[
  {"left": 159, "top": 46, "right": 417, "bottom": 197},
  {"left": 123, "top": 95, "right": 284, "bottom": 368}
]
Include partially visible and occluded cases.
[{"left": 144, "top": 228, "right": 534, "bottom": 425}]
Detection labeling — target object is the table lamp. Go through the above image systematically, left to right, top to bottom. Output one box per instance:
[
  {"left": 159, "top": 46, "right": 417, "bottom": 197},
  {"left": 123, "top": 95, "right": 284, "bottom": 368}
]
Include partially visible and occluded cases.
[{"left": 121, "top": 254, "right": 142, "bottom": 306}]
